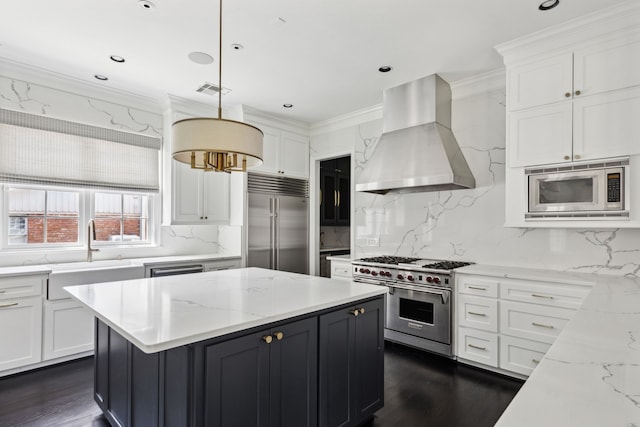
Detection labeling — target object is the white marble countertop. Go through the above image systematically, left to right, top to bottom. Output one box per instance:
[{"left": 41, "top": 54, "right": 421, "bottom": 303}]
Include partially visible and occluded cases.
[
  {"left": 0, "top": 254, "right": 240, "bottom": 278},
  {"left": 456, "top": 263, "right": 596, "bottom": 287},
  {"left": 64, "top": 267, "right": 387, "bottom": 354},
  {"left": 495, "top": 273, "right": 640, "bottom": 426}
]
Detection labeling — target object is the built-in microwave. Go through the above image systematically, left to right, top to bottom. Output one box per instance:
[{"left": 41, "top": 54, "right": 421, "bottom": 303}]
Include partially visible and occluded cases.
[{"left": 526, "top": 158, "right": 629, "bottom": 219}]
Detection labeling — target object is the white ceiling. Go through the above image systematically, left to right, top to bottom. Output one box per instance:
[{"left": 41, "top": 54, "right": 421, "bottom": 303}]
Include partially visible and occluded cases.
[{"left": 0, "top": 0, "right": 630, "bottom": 124}]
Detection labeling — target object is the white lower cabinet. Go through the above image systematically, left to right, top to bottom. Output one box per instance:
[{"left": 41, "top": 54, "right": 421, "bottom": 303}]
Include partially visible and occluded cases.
[
  {"left": 329, "top": 258, "right": 352, "bottom": 282},
  {"left": 455, "top": 269, "right": 592, "bottom": 378},
  {"left": 0, "top": 296, "right": 43, "bottom": 371},
  {"left": 43, "top": 299, "right": 94, "bottom": 360},
  {"left": 457, "top": 328, "right": 498, "bottom": 367},
  {"left": 499, "top": 335, "right": 550, "bottom": 377}
]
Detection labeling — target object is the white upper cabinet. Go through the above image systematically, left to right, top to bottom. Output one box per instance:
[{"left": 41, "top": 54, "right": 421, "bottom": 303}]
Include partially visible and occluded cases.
[
  {"left": 506, "top": 31, "right": 640, "bottom": 167},
  {"left": 247, "top": 121, "right": 309, "bottom": 179},
  {"left": 172, "top": 161, "right": 230, "bottom": 224}
]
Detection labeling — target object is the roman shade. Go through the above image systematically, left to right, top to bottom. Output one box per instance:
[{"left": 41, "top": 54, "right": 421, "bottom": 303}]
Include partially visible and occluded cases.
[{"left": 0, "top": 108, "right": 161, "bottom": 192}]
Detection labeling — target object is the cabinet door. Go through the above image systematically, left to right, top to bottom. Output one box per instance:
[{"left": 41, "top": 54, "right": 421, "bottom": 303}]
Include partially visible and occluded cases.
[
  {"left": 573, "top": 35, "right": 640, "bottom": 98},
  {"left": 508, "top": 52, "right": 573, "bottom": 111},
  {"left": 573, "top": 86, "right": 640, "bottom": 161},
  {"left": 508, "top": 102, "right": 573, "bottom": 167},
  {"left": 280, "top": 132, "right": 309, "bottom": 178},
  {"left": 172, "top": 161, "right": 205, "bottom": 223},
  {"left": 202, "top": 170, "right": 230, "bottom": 223},
  {"left": 320, "top": 171, "right": 337, "bottom": 225},
  {"left": 336, "top": 174, "right": 350, "bottom": 226},
  {"left": 0, "top": 296, "right": 42, "bottom": 371},
  {"left": 319, "top": 298, "right": 384, "bottom": 427},
  {"left": 43, "top": 299, "right": 94, "bottom": 360},
  {"left": 353, "top": 299, "right": 384, "bottom": 425},
  {"left": 270, "top": 317, "right": 318, "bottom": 427},
  {"left": 205, "top": 329, "right": 271, "bottom": 427}
]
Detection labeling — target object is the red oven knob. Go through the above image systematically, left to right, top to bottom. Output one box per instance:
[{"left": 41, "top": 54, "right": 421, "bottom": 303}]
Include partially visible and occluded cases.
[
  {"left": 359, "top": 268, "right": 366, "bottom": 273},
  {"left": 364, "top": 269, "right": 371, "bottom": 274},
  {"left": 371, "top": 271, "right": 378, "bottom": 277},
  {"left": 379, "top": 271, "right": 385, "bottom": 276},
  {"left": 385, "top": 272, "right": 392, "bottom": 277},
  {"left": 397, "top": 274, "right": 404, "bottom": 280},
  {"left": 407, "top": 275, "right": 414, "bottom": 281},
  {"left": 426, "top": 276, "right": 433, "bottom": 283},
  {"left": 433, "top": 277, "right": 441, "bottom": 284}
]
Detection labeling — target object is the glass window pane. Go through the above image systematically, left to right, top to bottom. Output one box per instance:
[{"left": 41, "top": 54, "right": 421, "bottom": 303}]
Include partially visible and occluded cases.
[
  {"left": 8, "top": 188, "right": 45, "bottom": 215},
  {"left": 95, "top": 192, "right": 122, "bottom": 216},
  {"left": 8, "top": 217, "right": 28, "bottom": 244},
  {"left": 47, "top": 217, "right": 79, "bottom": 243},
  {"left": 94, "top": 217, "right": 122, "bottom": 242}
]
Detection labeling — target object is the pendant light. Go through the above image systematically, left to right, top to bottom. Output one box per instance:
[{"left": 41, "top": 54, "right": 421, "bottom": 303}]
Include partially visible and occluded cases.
[{"left": 171, "top": 0, "right": 263, "bottom": 172}]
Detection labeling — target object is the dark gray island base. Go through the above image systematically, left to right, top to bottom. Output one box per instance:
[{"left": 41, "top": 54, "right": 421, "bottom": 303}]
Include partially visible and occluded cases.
[{"left": 94, "top": 296, "right": 384, "bottom": 427}]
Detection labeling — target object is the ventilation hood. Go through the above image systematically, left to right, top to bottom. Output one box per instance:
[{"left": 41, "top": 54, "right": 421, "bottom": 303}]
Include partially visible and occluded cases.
[{"left": 356, "top": 74, "right": 475, "bottom": 194}]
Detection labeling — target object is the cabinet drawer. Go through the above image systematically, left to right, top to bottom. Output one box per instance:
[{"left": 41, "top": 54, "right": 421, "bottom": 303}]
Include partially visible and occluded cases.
[
  {"left": 0, "top": 275, "right": 45, "bottom": 300},
  {"left": 457, "top": 275, "right": 498, "bottom": 298},
  {"left": 499, "top": 278, "right": 590, "bottom": 310},
  {"left": 457, "top": 294, "right": 498, "bottom": 333},
  {"left": 500, "top": 300, "right": 575, "bottom": 344},
  {"left": 456, "top": 328, "right": 498, "bottom": 367},
  {"left": 499, "top": 335, "right": 550, "bottom": 377}
]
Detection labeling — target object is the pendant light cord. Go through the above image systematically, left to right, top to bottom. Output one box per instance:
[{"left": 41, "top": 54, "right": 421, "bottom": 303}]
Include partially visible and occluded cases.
[{"left": 218, "top": 0, "right": 223, "bottom": 120}]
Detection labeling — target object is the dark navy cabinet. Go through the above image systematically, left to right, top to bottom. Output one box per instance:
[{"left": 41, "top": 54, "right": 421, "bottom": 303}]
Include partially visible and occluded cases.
[
  {"left": 93, "top": 295, "right": 383, "bottom": 427},
  {"left": 319, "top": 298, "right": 385, "bottom": 427}
]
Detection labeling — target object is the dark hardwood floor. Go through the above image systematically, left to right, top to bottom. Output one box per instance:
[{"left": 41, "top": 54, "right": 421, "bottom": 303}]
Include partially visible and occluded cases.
[{"left": 0, "top": 343, "right": 522, "bottom": 427}]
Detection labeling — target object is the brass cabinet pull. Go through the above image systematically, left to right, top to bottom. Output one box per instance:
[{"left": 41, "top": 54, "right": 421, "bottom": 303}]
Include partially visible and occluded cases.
[
  {"left": 575, "top": 90, "right": 581, "bottom": 96},
  {"left": 564, "top": 92, "right": 571, "bottom": 98},
  {"left": 574, "top": 154, "right": 581, "bottom": 160},
  {"left": 564, "top": 155, "right": 570, "bottom": 160},
  {"left": 334, "top": 190, "right": 338, "bottom": 207},
  {"left": 337, "top": 191, "right": 340, "bottom": 207},
  {"left": 468, "top": 286, "right": 486, "bottom": 291},
  {"left": 531, "top": 293, "right": 553, "bottom": 299},
  {"left": 0, "top": 302, "right": 19, "bottom": 308},
  {"left": 359, "top": 307, "right": 365, "bottom": 314},
  {"left": 350, "top": 309, "right": 360, "bottom": 317},
  {"left": 468, "top": 311, "right": 487, "bottom": 317},
  {"left": 532, "top": 322, "right": 554, "bottom": 329},
  {"left": 273, "top": 331, "right": 284, "bottom": 341},
  {"left": 262, "top": 335, "right": 273, "bottom": 344},
  {"left": 468, "top": 344, "right": 486, "bottom": 351},
  {"left": 532, "top": 358, "right": 540, "bottom": 364}
]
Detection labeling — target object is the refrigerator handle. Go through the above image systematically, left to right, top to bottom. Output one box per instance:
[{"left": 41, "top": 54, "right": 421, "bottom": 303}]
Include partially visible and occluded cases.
[
  {"left": 274, "top": 197, "right": 280, "bottom": 270},
  {"left": 270, "top": 198, "right": 276, "bottom": 269}
]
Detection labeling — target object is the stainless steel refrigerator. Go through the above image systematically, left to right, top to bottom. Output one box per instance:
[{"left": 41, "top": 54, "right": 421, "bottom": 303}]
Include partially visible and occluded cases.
[{"left": 247, "top": 173, "right": 309, "bottom": 274}]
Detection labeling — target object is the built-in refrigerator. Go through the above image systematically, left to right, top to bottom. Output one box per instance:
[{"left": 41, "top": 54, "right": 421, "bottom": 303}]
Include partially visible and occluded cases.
[{"left": 247, "top": 173, "right": 309, "bottom": 274}]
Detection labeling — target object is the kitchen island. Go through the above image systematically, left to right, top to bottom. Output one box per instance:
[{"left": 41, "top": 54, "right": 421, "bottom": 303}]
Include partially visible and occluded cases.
[{"left": 64, "top": 267, "right": 387, "bottom": 427}]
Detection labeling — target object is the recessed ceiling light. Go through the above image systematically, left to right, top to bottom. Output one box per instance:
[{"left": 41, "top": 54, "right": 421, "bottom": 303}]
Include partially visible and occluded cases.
[
  {"left": 138, "top": 0, "right": 155, "bottom": 10},
  {"left": 538, "top": 0, "right": 560, "bottom": 11},
  {"left": 231, "top": 44, "right": 244, "bottom": 51},
  {"left": 188, "top": 51, "right": 214, "bottom": 65},
  {"left": 110, "top": 55, "right": 125, "bottom": 63},
  {"left": 378, "top": 66, "right": 392, "bottom": 73},
  {"left": 94, "top": 75, "right": 108, "bottom": 81},
  {"left": 283, "top": 104, "right": 293, "bottom": 108}
]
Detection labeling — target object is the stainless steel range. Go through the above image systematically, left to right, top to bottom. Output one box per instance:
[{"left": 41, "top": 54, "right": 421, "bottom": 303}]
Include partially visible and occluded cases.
[{"left": 352, "top": 256, "right": 473, "bottom": 357}]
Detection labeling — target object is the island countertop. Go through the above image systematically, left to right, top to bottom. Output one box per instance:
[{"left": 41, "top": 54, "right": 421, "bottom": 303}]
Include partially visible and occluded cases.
[{"left": 64, "top": 267, "right": 387, "bottom": 354}]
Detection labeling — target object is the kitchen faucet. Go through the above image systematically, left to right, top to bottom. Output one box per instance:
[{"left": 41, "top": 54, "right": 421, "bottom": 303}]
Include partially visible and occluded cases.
[{"left": 87, "top": 219, "right": 99, "bottom": 262}]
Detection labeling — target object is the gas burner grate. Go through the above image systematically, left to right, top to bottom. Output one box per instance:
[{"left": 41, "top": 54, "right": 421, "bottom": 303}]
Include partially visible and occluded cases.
[
  {"left": 358, "top": 256, "right": 420, "bottom": 265},
  {"left": 421, "top": 261, "right": 472, "bottom": 270}
]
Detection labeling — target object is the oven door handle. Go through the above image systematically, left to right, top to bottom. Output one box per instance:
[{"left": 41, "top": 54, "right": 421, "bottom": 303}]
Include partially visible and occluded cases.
[
  {"left": 354, "top": 277, "right": 387, "bottom": 286},
  {"left": 387, "top": 283, "right": 449, "bottom": 304}
]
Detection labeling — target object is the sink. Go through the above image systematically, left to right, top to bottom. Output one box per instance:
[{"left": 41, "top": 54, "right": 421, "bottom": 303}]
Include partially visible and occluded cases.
[{"left": 48, "top": 260, "right": 145, "bottom": 300}]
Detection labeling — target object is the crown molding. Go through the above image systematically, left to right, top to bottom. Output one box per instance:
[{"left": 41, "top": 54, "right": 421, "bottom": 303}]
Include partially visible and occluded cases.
[
  {"left": 0, "top": 57, "right": 163, "bottom": 114},
  {"left": 450, "top": 68, "right": 505, "bottom": 100},
  {"left": 310, "top": 104, "right": 383, "bottom": 136}
]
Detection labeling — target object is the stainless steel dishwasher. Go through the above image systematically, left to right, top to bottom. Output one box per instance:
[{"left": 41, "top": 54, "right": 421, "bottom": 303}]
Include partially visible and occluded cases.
[{"left": 148, "top": 264, "right": 204, "bottom": 277}]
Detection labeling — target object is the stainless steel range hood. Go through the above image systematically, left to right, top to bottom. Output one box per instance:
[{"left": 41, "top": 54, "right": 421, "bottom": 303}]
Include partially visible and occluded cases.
[{"left": 356, "top": 74, "right": 475, "bottom": 194}]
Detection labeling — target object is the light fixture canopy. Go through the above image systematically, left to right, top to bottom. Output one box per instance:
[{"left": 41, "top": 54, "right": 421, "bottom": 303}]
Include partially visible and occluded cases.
[{"left": 171, "top": 0, "right": 263, "bottom": 173}]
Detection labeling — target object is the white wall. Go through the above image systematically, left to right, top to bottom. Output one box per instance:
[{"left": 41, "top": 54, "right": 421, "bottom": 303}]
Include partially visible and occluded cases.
[{"left": 311, "top": 75, "right": 640, "bottom": 278}]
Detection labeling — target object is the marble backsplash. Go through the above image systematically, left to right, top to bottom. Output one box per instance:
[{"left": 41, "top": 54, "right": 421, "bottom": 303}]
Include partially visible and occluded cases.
[
  {"left": 350, "top": 89, "right": 640, "bottom": 278},
  {"left": 320, "top": 226, "right": 350, "bottom": 250}
]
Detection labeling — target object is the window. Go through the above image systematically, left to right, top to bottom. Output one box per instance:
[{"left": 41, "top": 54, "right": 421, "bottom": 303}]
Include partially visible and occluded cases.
[
  {"left": 3, "top": 185, "right": 153, "bottom": 248},
  {"left": 7, "top": 187, "right": 80, "bottom": 246},
  {"left": 94, "top": 192, "right": 149, "bottom": 243}
]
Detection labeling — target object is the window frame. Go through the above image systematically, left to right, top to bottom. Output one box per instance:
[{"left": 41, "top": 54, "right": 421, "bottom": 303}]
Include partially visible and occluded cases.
[{"left": 89, "top": 189, "right": 153, "bottom": 247}]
